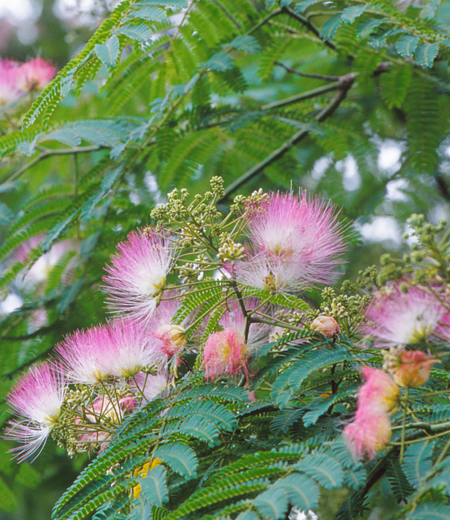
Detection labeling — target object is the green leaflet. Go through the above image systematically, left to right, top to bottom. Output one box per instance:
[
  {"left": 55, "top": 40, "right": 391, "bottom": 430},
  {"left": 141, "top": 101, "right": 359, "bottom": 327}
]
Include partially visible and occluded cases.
[
  {"left": 95, "top": 36, "right": 120, "bottom": 68},
  {"left": 415, "top": 42, "right": 440, "bottom": 68},
  {"left": 402, "top": 440, "right": 434, "bottom": 489},
  {"left": 153, "top": 444, "right": 198, "bottom": 479},
  {"left": 137, "top": 466, "right": 169, "bottom": 507},
  {"left": 408, "top": 503, "right": 450, "bottom": 520}
]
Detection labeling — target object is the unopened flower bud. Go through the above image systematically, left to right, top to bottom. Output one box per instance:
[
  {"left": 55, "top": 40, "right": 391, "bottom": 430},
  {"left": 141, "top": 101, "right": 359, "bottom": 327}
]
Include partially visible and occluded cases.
[
  {"left": 311, "top": 316, "right": 340, "bottom": 338},
  {"left": 155, "top": 324, "right": 187, "bottom": 357},
  {"left": 392, "top": 349, "right": 439, "bottom": 388}
]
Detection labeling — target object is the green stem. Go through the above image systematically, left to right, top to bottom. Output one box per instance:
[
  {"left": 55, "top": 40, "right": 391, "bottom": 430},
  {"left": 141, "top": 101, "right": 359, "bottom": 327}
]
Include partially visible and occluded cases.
[{"left": 400, "top": 387, "right": 409, "bottom": 463}]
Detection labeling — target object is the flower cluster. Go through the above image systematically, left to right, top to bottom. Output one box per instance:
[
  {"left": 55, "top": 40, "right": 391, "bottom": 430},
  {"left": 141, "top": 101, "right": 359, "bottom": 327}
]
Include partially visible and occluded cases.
[
  {"left": 0, "top": 58, "right": 56, "bottom": 106},
  {"left": 4, "top": 180, "right": 355, "bottom": 462},
  {"left": 344, "top": 367, "right": 399, "bottom": 460}
]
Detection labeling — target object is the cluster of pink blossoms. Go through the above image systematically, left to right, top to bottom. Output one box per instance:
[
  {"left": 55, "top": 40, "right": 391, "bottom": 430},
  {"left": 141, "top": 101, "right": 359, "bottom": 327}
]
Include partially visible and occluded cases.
[
  {"left": 0, "top": 58, "right": 56, "bottom": 106},
  {"left": 5, "top": 188, "right": 350, "bottom": 461},
  {"left": 235, "top": 192, "right": 347, "bottom": 293},
  {"left": 345, "top": 350, "right": 438, "bottom": 460}
]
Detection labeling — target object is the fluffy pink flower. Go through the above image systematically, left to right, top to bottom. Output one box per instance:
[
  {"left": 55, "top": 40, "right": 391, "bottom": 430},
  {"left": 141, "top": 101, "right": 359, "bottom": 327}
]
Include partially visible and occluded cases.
[
  {"left": 16, "top": 58, "right": 56, "bottom": 91},
  {"left": 0, "top": 59, "right": 21, "bottom": 105},
  {"left": 236, "top": 192, "right": 346, "bottom": 292},
  {"left": 103, "top": 229, "right": 176, "bottom": 323},
  {"left": 362, "top": 285, "right": 448, "bottom": 347},
  {"left": 150, "top": 297, "right": 186, "bottom": 358},
  {"left": 219, "top": 299, "right": 272, "bottom": 351},
  {"left": 55, "top": 319, "right": 162, "bottom": 384},
  {"left": 203, "top": 328, "right": 249, "bottom": 381},
  {"left": 392, "top": 349, "right": 439, "bottom": 388},
  {"left": 5, "top": 363, "right": 66, "bottom": 462},
  {"left": 357, "top": 367, "right": 399, "bottom": 414},
  {"left": 131, "top": 372, "right": 168, "bottom": 402},
  {"left": 85, "top": 395, "right": 135, "bottom": 424},
  {"left": 344, "top": 413, "right": 391, "bottom": 460}
]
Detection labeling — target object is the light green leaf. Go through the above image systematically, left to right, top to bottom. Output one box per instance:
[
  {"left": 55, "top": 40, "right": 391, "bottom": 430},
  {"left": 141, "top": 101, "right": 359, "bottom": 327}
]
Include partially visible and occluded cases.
[
  {"left": 295, "top": 0, "right": 328, "bottom": 13},
  {"left": 342, "top": 5, "right": 365, "bottom": 23},
  {"left": 126, "top": 6, "right": 167, "bottom": 22},
  {"left": 319, "top": 13, "right": 343, "bottom": 40},
  {"left": 356, "top": 18, "right": 385, "bottom": 37},
  {"left": 115, "top": 23, "right": 153, "bottom": 42},
  {"left": 95, "top": 35, "right": 120, "bottom": 68},
  {"left": 229, "top": 35, "right": 260, "bottom": 54},
  {"left": 396, "top": 35, "right": 420, "bottom": 58},
  {"left": 415, "top": 42, "right": 440, "bottom": 68},
  {"left": 206, "top": 52, "right": 234, "bottom": 71},
  {"left": 403, "top": 441, "right": 434, "bottom": 488},
  {"left": 153, "top": 444, "right": 198, "bottom": 479},
  {"left": 295, "top": 453, "right": 344, "bottom": 489},
  {"left": 138, "top": 466, "right": 168, "bottom": 507},
  {"left": 273, "top": 473, "right": 320, "bottom": 511},
  {"left": 254, "top": 488, "right": 287, "bottom": 520},
  {"left": 408, "top": 503, "right": 450, "bottom": 520}
]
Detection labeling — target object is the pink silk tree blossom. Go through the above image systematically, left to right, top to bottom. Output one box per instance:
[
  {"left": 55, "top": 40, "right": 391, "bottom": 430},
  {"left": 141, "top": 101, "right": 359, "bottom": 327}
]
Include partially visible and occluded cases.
[
  {"left": 16, "top": 58, "right": 56, "bottom": 91},
  {"left": 236, "top": 191, "right": 347, "bottom": 292},
  {"left": 103, "top": 228, "right": 176, "bottom": 323},
  {"left": 362, "top": 285, "right": 448, "bottom": 347},
  {"left": 5, "top": 363, "right": 66, "bottom": 462}
]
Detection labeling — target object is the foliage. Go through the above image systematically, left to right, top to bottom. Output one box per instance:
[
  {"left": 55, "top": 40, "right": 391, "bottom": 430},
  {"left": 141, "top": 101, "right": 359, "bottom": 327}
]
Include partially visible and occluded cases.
[{"left": 3, "top": 0, "right": 450, "bottom": 518}]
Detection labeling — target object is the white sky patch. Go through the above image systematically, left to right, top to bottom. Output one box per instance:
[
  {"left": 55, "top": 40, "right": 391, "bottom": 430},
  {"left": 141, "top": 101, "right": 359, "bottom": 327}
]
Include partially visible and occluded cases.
[
  {"left": 0, "top": 0, "right": 40, "bottom": 22},
  {"left": 378, "top": 140, "right": 403, "bottom": 173},
  {"left": 337, "top": 154, "right": 361, "bottom": 191},
  {"left": 311, "top": 156, "right": 332, "bottom": 181},
  {"left": 386, "top": 178, "right": 409, "bottom": 201},
  {"left": 355, "top": 216, "right": 401, "bottom": 245},
  {"left": 0, "top": 293, "right": 22, "bottom": 313}
]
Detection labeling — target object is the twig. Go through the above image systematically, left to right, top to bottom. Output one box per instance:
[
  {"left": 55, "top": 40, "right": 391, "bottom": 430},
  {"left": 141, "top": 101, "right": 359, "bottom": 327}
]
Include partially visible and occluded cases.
[
  {"left": 282, "top": 6, "right": 337, "bottom": 52},
  {"left": 274, "top": 61, "right": 339, "bottom": 82},
  {"left": 220, "top": 78, "right": 354, "bottom": 201},
  {"left": 2, "top": 145, "right": 104, "bottom": 185}
]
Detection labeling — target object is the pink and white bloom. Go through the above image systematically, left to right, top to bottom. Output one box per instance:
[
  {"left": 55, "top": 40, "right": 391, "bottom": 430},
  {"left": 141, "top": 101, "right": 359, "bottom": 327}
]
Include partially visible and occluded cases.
[
  {"left": 16, "top": 58, "right": 56, "bottom": 92},
  {"left": 0, "top": 59, "right": 21, "bottom": 105},
  {"left": 236, "top": 192, "right": 346, "bottom": 292},
  {"left": 103, "top": 229, "right": 176, "bottom": 323},
  {"left": 362, "top": 285, "right": 448, "bottom": 347},
  {"left": 55, "top": 319, "right": 162, "bottom": 384},
  {"left": 203, "top": 328, "right": 249, "bottom": 381},
  {"left": 5, "top": 363, "right": 66, "bottom": 462},
  {"left": 343, "top": 367, "right": 398, "bottom": 460},
  {"left": 357, "top": 367, "right": 399, "bottom": 414},
  {"left": 131, "top": 372, "right": 168, "bottom": 402},
  {"left": 344, "top": 412, "right": 391, "bottom": 460}
]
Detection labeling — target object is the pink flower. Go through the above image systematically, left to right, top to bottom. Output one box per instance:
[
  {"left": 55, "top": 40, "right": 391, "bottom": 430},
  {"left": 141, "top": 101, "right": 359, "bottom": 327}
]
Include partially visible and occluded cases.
[
  {"left": 16, "top": 58, "right": 56, "bottom": 92},
  {"left": 0, "top": 59, "right": 21, "bottom": 105},
  {"left": 236, "top": 192, "right": 346, "bottom": 292},
  {"left": 103, "top": 229, "right": 176, "bottom": 323},
  {"left": 362, "top": 285, "right": 448, "bottom": 347},
  {"left": 150, "top": 296, "right": 186, "bottom": 358},
  {"left": 219, "top": 299, "right": 272, "bottom": 351},
  {"left": 55, "top": 319, "right": 162, "bottom": 384},
  {"left": 203, "top": 328, "right": 249, "bottom": 381},
  {"left": 392, "top": 349, "right": 439, "bottom": 388},
  {"left": 5, "top": 363, "right": 66, "bottom": 462},
  {"left": 357, "top": 367, "right": 399, "bottom": 414},
  {"left": 131, "top": 372, "right": 168, "bottom": 402},
  {"left": 85, "top": 395, "right": 135, "bottom": 424},
  {"left": 344, "top": 413, "right": 391, "bottom": 460}
]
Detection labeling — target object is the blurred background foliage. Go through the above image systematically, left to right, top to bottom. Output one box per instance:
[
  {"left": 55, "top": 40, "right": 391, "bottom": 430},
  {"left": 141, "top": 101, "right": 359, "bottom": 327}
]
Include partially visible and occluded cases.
[{"left": 1, "top": 0, "right": 450, "bottom": 518}]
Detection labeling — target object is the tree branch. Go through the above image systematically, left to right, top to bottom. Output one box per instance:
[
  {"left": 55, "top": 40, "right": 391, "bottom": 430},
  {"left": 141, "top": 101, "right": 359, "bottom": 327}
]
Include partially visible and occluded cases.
[
  {"left": 274, "top": 61, "right": 339, "bottom": 82},
  {"left": 220, "top": 77, "right": 354, "bottom": 201},
  {"left": 2, "top": 145, "right": 105, "bottom": 185}
]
